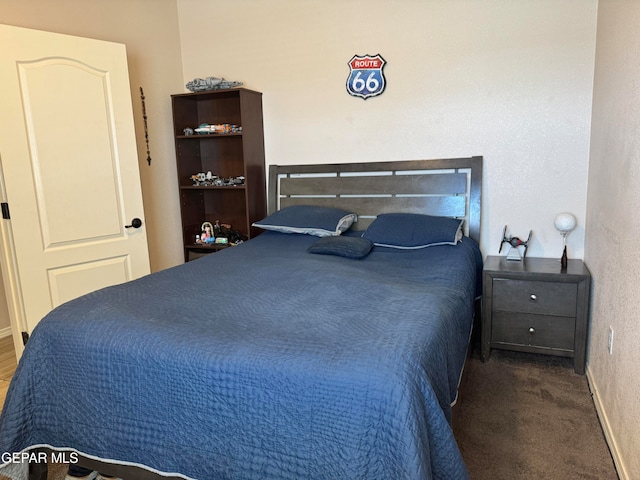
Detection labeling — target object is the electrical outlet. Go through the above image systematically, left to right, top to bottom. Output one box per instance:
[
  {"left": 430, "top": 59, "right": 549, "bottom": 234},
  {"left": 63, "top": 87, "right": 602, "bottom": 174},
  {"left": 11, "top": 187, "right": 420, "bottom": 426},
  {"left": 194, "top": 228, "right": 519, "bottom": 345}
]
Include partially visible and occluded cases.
[{"left": 608, "top": 326, "right": 614, "bottom": 355}]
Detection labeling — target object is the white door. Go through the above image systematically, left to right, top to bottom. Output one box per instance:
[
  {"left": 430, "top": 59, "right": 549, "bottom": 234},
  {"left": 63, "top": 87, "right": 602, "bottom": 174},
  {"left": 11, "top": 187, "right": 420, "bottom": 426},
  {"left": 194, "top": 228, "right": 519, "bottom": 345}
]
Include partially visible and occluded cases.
[{"left": 0, "top": 25, "right": 151, "bottom": 359}]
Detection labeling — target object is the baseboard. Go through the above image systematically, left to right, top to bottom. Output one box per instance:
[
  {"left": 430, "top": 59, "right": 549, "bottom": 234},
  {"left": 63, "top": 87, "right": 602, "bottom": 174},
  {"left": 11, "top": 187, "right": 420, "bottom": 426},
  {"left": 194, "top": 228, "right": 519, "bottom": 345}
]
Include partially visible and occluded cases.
[
  {"left": 0, "top": 326, "right": 12, "bottom": 339},
  {"left": 587, "top": 365, "right": 629, "bottom": 480}
]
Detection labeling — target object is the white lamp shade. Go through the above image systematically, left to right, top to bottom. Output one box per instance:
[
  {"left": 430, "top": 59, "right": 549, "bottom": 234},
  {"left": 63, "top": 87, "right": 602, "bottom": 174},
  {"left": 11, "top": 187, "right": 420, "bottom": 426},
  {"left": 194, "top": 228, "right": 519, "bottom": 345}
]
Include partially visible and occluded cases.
[{"left": 554, "top": 213, "right": 577, "bottom": 234}]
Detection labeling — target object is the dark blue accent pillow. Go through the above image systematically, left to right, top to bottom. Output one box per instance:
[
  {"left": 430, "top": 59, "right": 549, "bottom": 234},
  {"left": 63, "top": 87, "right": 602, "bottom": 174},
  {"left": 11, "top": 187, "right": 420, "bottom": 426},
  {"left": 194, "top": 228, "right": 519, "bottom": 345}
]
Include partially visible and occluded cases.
[
  {"left": 253, "top": 205, "right": 357, "bottom": 237},
  {"left": 362, "top": 213, "right": 463, "bottom": 249},
  {"left": 308, "top": 236, "right": 373, "bottom": 259}
]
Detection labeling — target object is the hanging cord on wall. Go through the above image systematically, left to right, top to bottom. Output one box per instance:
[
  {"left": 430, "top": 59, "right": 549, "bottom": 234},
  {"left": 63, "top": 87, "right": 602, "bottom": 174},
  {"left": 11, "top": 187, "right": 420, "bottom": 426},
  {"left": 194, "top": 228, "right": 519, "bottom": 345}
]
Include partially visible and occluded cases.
[{"left": 140, "top": 87, "right": 152, "bottom": 166}]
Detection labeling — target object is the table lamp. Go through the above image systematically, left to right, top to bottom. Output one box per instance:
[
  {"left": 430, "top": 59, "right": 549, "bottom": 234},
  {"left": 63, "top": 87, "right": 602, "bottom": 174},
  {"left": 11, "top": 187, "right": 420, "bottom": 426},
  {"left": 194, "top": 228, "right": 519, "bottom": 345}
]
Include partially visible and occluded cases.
[{"left": 554, "top": 213, "right": 576, "bottom": 269}]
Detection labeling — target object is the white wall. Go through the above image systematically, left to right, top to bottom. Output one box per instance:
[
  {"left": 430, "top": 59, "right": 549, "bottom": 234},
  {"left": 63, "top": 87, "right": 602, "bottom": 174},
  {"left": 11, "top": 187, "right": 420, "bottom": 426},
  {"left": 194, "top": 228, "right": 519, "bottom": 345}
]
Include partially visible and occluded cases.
[
  {"left": 177, "top": 0, "right": 597, "bottom": 258},
  {"left": 0, "top": 1, "right": 599, "bottom": 266},
  {"left": 585, "top": 1, "right": 640, "bottom": 478}
]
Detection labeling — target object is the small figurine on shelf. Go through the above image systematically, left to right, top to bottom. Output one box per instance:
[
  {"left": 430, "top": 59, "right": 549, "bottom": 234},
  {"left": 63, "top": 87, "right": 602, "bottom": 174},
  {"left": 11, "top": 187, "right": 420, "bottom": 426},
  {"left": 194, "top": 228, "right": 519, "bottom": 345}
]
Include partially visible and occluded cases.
[
  {"left": 185, "top": 77, "right": 243, "bottom": 92},
  {"left": 190, "top": 171, "right": 220, "bottom": 186},
  {"left": 196, "top": 220, "right": 247, "bottom": 247},
  {"left": 213, "top": 220, "right": 222, "bottom": 237},
  {"left": 215, "top": 220, "right": 228, "bottom": 245},
  {"left": 200, "top": 222, "right": 215, "bottom": 244}
]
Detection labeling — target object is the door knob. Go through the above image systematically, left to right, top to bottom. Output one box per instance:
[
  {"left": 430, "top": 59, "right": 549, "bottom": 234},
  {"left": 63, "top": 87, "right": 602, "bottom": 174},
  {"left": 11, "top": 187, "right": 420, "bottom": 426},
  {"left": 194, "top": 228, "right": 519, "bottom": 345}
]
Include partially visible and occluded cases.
[{"left": 125, "top": 218, "right": 142, "bottom": 229}]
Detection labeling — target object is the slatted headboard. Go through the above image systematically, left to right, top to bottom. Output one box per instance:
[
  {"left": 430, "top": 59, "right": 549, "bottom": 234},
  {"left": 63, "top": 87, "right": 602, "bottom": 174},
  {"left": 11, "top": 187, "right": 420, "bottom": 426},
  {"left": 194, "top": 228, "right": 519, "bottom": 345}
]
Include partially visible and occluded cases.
[{"left": 268, "top": 156, "right": 483, "bottom": 243}]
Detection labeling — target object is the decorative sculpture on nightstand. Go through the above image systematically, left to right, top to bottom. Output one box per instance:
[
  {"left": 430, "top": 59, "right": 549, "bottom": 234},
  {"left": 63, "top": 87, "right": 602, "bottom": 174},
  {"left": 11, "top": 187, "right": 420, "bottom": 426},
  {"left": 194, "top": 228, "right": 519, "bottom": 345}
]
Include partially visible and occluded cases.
[
  {"left": 554, "top": 212, "right": 577, "bottom": 269},
  {"left": 499, "top": 225, "right": 532, "bottom": 261}
]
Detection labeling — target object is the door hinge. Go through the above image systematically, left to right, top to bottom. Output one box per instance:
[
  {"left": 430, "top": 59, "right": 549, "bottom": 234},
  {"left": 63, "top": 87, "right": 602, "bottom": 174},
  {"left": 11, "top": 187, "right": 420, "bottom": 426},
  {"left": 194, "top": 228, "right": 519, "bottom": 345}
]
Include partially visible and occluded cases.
[
  {"left": 1, "top": 202, "right": 9, "bottom": 219},
  {"left": 21, "top": 331, "right": 29, "bottom": 346}
]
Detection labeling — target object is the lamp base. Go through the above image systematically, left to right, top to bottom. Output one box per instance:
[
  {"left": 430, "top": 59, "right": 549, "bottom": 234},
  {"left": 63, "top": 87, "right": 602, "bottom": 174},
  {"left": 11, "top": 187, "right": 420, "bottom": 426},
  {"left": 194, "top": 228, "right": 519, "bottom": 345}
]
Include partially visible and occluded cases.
[{"left": 561, "top": 245, "right": 568, "bottom": 269}]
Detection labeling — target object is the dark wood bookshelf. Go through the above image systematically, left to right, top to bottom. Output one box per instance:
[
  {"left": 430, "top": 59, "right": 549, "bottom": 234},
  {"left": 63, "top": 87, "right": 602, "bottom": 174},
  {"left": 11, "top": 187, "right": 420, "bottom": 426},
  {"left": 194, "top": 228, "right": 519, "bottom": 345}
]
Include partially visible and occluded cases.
[{"left": 171, "top": 88, "right": 266, "bottom": 261}]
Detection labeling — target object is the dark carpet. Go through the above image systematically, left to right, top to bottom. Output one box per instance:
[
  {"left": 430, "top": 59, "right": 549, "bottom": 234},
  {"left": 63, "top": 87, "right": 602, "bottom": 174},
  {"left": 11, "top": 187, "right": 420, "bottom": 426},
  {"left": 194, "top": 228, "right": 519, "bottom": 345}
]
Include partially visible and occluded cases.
[{"left": 453, "top": 348, "right": 618, "bottom": 480}]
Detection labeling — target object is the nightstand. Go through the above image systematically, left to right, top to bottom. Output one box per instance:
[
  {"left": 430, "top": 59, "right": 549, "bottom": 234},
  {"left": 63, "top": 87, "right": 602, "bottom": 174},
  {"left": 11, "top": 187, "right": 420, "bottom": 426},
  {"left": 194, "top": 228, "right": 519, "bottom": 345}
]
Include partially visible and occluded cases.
[{"left": 481, "top": 256, "right": 591, "bottom": 374}]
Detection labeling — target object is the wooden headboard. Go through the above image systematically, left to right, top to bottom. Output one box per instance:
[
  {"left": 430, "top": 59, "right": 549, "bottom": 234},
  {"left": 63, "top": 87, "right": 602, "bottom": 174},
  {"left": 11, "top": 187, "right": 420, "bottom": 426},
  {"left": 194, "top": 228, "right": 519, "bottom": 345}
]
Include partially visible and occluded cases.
[{"left": 268, "top": 156, "right": 483, "bottom": 243}]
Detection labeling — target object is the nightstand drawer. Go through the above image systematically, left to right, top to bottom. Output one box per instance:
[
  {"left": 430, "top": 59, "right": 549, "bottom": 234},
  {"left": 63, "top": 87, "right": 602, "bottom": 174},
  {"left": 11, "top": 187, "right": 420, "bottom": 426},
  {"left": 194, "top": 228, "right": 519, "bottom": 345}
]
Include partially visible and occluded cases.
[
  {"left": 492, "top": 279, "right": 577, "bottom": 317},
  {"left": 492, "top": 312, "right": 576, "bottom": 351}
]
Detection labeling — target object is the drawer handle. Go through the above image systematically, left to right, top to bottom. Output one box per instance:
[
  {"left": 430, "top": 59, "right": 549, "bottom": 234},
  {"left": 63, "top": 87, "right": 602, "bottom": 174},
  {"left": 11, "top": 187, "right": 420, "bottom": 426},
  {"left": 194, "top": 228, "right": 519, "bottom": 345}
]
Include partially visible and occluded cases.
[
  {"left": 529, "top": 294, "right": 538, "bottom": 302},
  {"left": 529, "top": 327, "right": 535, "bottom": 334}
]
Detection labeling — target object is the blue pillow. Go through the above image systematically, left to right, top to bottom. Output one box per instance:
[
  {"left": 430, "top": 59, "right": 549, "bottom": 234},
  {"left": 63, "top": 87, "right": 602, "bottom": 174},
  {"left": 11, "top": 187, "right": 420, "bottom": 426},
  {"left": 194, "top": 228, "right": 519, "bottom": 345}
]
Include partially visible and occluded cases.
[
  {"left": 253, "top": 205, "right": 357, "bottom": 237},
  {"left": 362, "top": 213, "right": 463, "bottom": 249},
  {"left": 308, "top": 236, "right": 373, "bottom": 259}
]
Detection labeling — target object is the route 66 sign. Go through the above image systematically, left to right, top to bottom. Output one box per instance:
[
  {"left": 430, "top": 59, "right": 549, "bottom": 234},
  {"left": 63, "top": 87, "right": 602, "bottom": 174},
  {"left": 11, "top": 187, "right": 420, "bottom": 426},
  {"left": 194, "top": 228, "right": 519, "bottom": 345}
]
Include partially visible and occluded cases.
[{"left": 346, "top": 54, "right": 386, "bottom": 100}]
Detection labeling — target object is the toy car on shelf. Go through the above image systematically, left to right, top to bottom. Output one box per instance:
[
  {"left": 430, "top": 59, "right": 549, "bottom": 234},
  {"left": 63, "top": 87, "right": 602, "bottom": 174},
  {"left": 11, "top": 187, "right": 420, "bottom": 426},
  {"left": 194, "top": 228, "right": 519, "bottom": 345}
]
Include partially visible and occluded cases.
[{"left": 194, "top": 123, "right": 242, "bottom": 135}]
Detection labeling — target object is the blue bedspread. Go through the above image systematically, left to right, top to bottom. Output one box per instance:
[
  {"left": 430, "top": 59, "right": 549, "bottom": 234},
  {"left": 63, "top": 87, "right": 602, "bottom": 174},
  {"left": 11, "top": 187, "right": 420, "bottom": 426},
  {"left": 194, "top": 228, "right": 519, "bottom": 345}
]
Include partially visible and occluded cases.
[{"left": 0, "top": 232, "right": 481, "bottom": 480}]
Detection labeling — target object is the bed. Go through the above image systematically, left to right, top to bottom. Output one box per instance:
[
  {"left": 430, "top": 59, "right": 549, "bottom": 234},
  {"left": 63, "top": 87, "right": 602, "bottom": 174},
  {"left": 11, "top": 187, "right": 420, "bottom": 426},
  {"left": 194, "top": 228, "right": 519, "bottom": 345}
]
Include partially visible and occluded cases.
[{"left": 0, "top": 156, "right": 483, "bottom": 480}]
